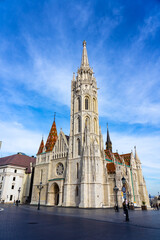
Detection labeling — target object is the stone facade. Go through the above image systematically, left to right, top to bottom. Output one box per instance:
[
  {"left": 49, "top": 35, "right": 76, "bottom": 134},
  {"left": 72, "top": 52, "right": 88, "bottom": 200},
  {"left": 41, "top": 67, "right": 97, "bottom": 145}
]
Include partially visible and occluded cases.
[{"left": 31, "top": 41, "right": 150, "bottom": 208}]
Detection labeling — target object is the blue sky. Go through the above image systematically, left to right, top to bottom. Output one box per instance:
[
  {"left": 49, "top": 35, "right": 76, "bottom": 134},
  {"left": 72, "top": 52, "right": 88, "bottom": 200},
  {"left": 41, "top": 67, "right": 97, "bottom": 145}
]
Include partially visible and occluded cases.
[{"left": 0, "top": 0, "right": 160, "bottom": 195}]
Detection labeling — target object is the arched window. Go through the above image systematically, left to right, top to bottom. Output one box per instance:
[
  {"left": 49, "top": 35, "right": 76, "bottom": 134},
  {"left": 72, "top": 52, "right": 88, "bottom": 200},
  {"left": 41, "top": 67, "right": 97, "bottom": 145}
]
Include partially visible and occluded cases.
[
  {"left": 78, "top": 97, "right": 81, "bottom": 111},
  {"left": 85, "top": 97, "right": 89, "bottom": 110},
  {"left": 93, "top": 98, "right": 96, "bottom": 112},
  {"left": 78, "top": 116, "right": 81, "bottom": 133},
  {"left": 85, "top": 117, "right": 90, "bottom": 130},
  {"left": 94, "top": 118, "right": 97, "bottom": 134},
  {"left": 77, "top": 139, "right": 81, "bottom": 156},
  {"left": 77, "top": 163, "right": 79, "bottom": 179},
  {"left": 76, "top": 186, "right": 79, "bottom": 196}
]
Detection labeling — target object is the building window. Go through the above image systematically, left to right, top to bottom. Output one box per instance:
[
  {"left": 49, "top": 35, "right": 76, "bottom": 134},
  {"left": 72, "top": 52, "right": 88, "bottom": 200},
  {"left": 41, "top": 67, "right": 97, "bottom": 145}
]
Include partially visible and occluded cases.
[
  {"left": 78, "top": 97, "right": 81, "bottom": 111},
  {"left": 85, "top": 97, "right": 89, "bottom": 110},
  {"left": 78, "top": 116, "right": 81, "bottom": 133},
  {"left": 94, "top": 118, "right": 97, "bottom": 134},
  {"left": 77, "top": 139, "right": 81, "bottom": 156},
  {"left": 77, "top": 163, "right": 79, "bottom": 179},
  {"left": 3, "top": 169, "right": 5, "bottom": 172},
  {"left": 14, "top": 169, "right": 17, "bottom": 173},
  {"left": 40, "top": 170, "right": 43, "bottom": 182},
  {"left": 2, "top": 177, "right": 4, "bottom": 181},
  {"left": 13, "top": 177, "right": 16, "bottom": 181},
  {"left": 11, "top": 185, "right": 14, "bottom": 189},
  {"left": 76, "top": 186, "right": 79, "bottom": 197},
  {"left": 10, "top": 195, "right": 13, "bottom": 201}
]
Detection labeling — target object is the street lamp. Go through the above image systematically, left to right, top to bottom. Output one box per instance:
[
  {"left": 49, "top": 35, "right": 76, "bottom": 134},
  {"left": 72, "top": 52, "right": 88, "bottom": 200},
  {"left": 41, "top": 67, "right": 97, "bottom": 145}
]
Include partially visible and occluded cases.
[
  {"left": 121, "top": 177, "right": 126, "bottom": 185},
  {"left": 37, "top": 182, "right": 43, "bottom": 210},
  {"left": 113, "top": 185, "right": 119, "bottom": 212},
  {"left": 16, "top": 187, "right": 21, "bottom": 206}
]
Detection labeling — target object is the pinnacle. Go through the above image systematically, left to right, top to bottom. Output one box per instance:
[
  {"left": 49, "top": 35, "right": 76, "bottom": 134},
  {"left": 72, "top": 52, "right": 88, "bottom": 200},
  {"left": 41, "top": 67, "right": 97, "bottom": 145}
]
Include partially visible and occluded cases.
[{"left": 81, "top": 40, "right": 89, "bottom": 67}]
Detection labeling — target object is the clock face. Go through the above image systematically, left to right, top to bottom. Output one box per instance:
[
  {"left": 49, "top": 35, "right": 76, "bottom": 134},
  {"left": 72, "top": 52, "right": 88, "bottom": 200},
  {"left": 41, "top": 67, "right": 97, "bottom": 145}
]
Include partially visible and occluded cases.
[{"left": 56, "top": 163, "right": 64, "bottom": 176}]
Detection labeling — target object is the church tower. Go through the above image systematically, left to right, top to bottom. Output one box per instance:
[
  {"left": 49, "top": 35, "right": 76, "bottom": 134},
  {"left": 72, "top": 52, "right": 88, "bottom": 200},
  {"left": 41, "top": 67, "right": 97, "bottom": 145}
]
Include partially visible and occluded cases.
[
  {"left": 63, "top": 41, "right": 105, "bottom": 208},
  {"left": 106, "top": 124, "right": 112, "bottom": 152}
]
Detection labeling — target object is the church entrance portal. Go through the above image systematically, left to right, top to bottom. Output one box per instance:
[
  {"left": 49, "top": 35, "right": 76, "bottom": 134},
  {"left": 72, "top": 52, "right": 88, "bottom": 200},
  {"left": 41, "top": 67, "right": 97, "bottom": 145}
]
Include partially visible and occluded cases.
[
  {"left": 48, "top": 183, "right": 60, "bottom": 206},
  {"left": 54, "top": 183, "right": 59, "bottom": 205}
]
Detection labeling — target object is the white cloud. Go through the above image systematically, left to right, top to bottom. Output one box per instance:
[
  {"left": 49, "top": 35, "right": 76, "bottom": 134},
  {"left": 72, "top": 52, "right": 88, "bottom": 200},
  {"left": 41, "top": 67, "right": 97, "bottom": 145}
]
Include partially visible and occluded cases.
[{"left": 0, "top": 121, "right": 44, "bottom": 157}]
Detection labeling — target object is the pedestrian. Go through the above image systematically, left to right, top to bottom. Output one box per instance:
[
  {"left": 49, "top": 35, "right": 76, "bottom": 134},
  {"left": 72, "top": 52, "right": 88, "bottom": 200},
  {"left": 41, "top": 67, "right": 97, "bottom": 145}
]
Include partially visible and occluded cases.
[
  {"left": 123, "top": 200, "right": 129, "bottom": 222},
  {"left": 123, "top": 200, "right": 126, "bottom": 216}
]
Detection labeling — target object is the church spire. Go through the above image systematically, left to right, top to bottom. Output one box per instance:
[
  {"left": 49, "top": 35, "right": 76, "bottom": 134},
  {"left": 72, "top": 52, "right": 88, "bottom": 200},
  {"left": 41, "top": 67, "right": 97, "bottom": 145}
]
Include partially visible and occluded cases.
[
  {"left": 81, "top": 40, "right": 89, "bottom": 67},
  {"left": 45, "top": 117, "right": 58, "bottom": 152},
  {"left": 106, "top": 123, "right": 112, "bottom": 152},
  {"left": 37, "top": 138, "right": 44, "bottom": 155}
]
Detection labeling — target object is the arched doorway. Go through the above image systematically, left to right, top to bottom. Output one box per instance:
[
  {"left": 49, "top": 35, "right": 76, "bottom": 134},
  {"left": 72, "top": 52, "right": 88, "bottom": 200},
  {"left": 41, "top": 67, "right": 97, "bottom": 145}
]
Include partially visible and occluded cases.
[
  {"left": 48, "top": 183, "right": 60, "bottom": 206},
  {"left": 54, "top": 183, "right": 59, "bottom": 206}
]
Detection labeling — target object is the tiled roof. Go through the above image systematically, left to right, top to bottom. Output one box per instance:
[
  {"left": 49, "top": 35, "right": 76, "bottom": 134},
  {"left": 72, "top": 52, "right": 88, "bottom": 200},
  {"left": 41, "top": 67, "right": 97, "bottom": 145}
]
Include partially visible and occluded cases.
[
  {"left": 45, "top": 120, "right": 58, "bottom": 152},
  {"left": 37, "top": 139, "right": 44, "bottom": 155},
  {"left": 104, "top": 149, "right": 113, "bottom": 160},
  {"left": 113, "top": 152, "right": 123, "bottom": 164},
  {"left": 0, "top": 153, "right": 36, "bottom": 173},
  {"left": 120, "top": 153, "right": 131, "bottom": 166},
  {"left": 107, "top": 162, "right": 116, "bottom": 173}
]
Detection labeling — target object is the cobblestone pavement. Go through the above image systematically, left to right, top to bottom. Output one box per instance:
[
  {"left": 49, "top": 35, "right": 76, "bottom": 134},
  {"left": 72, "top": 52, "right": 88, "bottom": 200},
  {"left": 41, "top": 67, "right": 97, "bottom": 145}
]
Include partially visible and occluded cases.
[{"left": 0, "top": 204, "right": 160, "bottom": 240}]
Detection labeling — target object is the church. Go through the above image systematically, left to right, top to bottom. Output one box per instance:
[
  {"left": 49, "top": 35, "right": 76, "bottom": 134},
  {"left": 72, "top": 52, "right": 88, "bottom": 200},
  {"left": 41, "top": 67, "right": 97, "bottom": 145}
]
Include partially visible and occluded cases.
[{"left": 31, "top": 41, "right": 149, "bottom": 208}]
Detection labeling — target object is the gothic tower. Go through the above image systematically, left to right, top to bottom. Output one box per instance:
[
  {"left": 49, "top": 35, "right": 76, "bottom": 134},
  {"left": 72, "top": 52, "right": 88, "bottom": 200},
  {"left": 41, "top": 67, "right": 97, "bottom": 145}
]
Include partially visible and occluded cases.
[{"left": 63, "top": 41, "right": 105, "bottom": 208}]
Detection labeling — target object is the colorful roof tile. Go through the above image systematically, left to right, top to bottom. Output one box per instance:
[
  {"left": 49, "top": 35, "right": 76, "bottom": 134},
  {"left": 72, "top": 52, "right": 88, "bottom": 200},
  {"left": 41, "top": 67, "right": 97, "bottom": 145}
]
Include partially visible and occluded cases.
[
  {"left": 45, "top": 120, "right": 58, "bottom": 152},
  {"left": 37, "top": 139, "right": 44, "bottom": 155},
  {"left": 104, "top": 149, "right": 113, "bottom": 161},
  {"left": 113, "top": 152, "right": 123, "bottom": 164},
  {"left": 120, "top": 153, "right": 131, "bottom": 166},
  {"left": 107, "top": 162, "right": 116, "bottom": 174}
]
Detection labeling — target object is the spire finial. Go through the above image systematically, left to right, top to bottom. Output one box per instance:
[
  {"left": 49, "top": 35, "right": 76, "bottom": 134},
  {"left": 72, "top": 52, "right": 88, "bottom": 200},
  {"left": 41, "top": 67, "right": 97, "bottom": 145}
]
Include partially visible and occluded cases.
[
  {"left": 81, "top": 40, "right": 89, "bottom": 67},
  {"left": 83, "top": 40, "right": 86, "bottom": 47},
  {"left": 54, "top": 112, "right": 56, "bottom": 122}
]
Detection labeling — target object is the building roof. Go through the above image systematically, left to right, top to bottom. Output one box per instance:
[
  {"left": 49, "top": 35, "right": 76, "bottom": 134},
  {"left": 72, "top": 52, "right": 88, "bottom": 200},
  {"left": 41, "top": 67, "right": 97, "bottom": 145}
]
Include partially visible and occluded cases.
[
  {"left": 45, "top": 120, "right": 58, "bottom": 152},
  {"left": 37, "top": 139, "right": 44, "bottom": 155},
  {"left": 104, "top": 149, "right": 113, "bottom": 160},
  {"left": 105, "top": 149, "right": 131, "bottom": 167},
  {"left": 113, "top": 152, "right": 123, "bottom": 164},
  {"left": 0, "top": 153, "right": 36, "bottom": 173},
  {"left": 120, "top": 153, "right": 131, "bottom": 166},
  {"left": 106, "top": 162, "right": 116, "bottom": 174}
]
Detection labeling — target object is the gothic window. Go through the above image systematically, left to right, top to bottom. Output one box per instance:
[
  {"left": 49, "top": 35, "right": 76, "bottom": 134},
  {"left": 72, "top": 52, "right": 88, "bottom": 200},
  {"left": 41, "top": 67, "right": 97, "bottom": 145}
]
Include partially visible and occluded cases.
[
  {"left": 78, "top": 97, "right": 81, "bottom": 111},
  {"left": 85, "top": 97, "right": 89, "bottom": 110},
  {"left": 93, "top": 98, "right": 96, "bottom": 112},
  {"left": 78, "top": 116, "right": 81, "bottom": 133},
  {"left": 85, "top": 117, "right": 90, "bottom": 130},
  {"left": 94, "top": 118, "right": 97, "bottom": 134},
  {"left": 77, "top": 139, "right": 81, "bottom": 156},
  {"left": 77, "top": 163, "right": 79, "bottom": 179},
  {"left": 40, "top": 170, "right": 43, "bottom": 182},
  {"left": 76, "top": 186, "right": 79, "bottom": 196}
]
